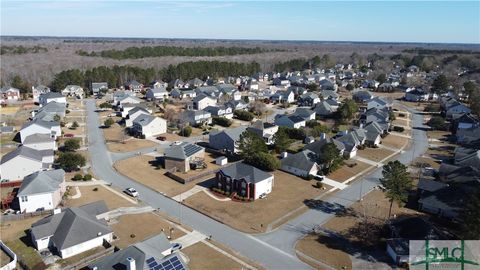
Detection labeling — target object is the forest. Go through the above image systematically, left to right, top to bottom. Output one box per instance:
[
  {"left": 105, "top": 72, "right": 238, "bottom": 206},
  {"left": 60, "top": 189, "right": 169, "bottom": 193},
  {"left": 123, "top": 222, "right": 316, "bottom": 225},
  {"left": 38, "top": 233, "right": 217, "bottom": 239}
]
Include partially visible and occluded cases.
[{"left": 1, "top": 45, "right": 48, "bottom": 55}]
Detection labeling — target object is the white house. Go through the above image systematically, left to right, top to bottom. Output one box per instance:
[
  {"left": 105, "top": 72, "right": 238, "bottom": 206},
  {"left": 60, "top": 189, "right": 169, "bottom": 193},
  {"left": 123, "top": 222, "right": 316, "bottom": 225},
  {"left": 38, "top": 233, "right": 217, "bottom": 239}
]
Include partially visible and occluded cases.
[
  {"left": 32, "top": 85, "right": 51, "bottom": 102},
  {"left": 61, "top": 85, "right": 84, "bottom": 99},
  {"left": 145, "top": 87, "right": 168, "bottom": 101},
  {"left": 405, "top": 89, "right": 429, "bottom": 102},
  {"left": 38, "top": 92, "right": 66, "bottom": 107},
  {"left": 192, "top": 94, "right": 217, "bottom": 110},
  {"left": 118, "top": 96, "right": 142, "bottom": 108},
  {"left": 367, "top": 96, "right": 393, "bottom": 110},
  {"left": 121, "top": 103, "right": 151, "bottom": 118},
  {"left": 204, "top": 105, "right": 234, "bottom": 119},
  {"left": 125, "top": 107, "right": 152, "bottom": 127},
  {"left": 293, "top": 108, "right": 316, "bottom": 121},
  {"left": 131, "top": 115, "right": 167, "bottom": 137},
  {"left": 274, "top": 115, "right": 306, "bottom": 129},
  {"left": 19, "top": 119, "right": 61, "bottom": 143},
  {"left": 247, "top": 121, "right": 279, "bottom": 145},
  {"left": 22, "top": 133, "right": 57, "bottom": 151},
  {"left": 0, "top": 146, "right": 53, "bottom": 181},
  {"left": 281, "top": 150, "right": 320, "bottom": 177},
  {"left": 214, "top": 163, "right": 274, "bottom": 200},
  {"left": 17, "top": 169, "right": 66, "bottom": 213},
  {"left": 30, "top": 201, "right": 113, "bottom": 259}
]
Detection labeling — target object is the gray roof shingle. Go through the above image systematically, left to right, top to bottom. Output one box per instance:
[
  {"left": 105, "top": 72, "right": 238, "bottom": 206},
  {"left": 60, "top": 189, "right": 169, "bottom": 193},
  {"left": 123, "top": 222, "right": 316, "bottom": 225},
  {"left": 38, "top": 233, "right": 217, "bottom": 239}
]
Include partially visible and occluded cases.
[
  {"left": 219, "top": 163, "right": 272, "bottom": 184},
  {"left": 17, "top": 169, "right": 65, "bottom": 196}
]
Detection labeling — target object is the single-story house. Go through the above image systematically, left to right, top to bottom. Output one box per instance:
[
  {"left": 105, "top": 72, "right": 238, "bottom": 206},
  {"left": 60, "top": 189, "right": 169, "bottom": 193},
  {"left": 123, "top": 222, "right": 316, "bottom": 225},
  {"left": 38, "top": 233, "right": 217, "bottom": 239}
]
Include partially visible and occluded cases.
[
  {"left": 131, "top": 115, "right": 167, "bottom": 138},
  {"left": 274, "top": 115, "right": 306, "bottom": 129},
  {"left": 19, "top": 119, "right": 61, "bottom": 143},
  {"left": 247, "top": 120, "right": 279, "bottom": 145},
  {"left": 209, "top": 126, "right": 247, "bottom": 153},
  {"left": 304, "top": 135, "right": 345, "bottom": 157},
  {"left": 164, "top": 142, "right": 205, "bottom": 173},
  {"left": 0, "top": 146, "right": 53, "bottom": 181},
  {"left": 281, "top": 150, "right": 321, "bottom": 177},
  {"left": 214, "top": 162, "right": 274, "bottom": 200},
  {"left": 17, "top": 169, "right": 66, "bottom": 213},
  {"left": 30, "top": 201, "right": 113, "bottom": 259}
]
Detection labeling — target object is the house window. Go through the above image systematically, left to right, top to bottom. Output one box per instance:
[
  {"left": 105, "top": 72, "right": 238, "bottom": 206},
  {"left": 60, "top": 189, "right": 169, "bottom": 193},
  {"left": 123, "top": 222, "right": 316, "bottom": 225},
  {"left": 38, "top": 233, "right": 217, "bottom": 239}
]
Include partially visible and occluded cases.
[{"left": 21, "top": 196, "right": 28, "bottom": 202}]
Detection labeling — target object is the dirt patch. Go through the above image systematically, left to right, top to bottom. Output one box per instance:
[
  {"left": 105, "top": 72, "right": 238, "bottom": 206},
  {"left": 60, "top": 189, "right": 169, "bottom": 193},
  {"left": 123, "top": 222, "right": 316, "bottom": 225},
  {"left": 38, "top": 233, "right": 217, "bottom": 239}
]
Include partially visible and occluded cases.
[
  {"left": 382, "top": 134, "right": 409, "bottom": 149},
  {"left": 107, "top": 139, "right": 157, "bottom": 152},
  {"left": 357, "top": 147, "right": 395, "bottom": 162},
  {"left": 114, "top": 155, "right": 202, "bottom": 197},
  {"left": 328, "top": 161, "right": 371, "bottom": 182},
  {"left": 184, "top": 170, "right": 331, "bottom": 233},
  {"left": 64, "top": 185, "right": 135, "bottom": 210},
  {"left": 111, "top": 212, "right": 185, "bottom": 248},
  {"left": 296, "top": 234, "right": 352, "bottom": 270},
  {"left": 182, "top": 242, "right": 247, "bottom": 270}
]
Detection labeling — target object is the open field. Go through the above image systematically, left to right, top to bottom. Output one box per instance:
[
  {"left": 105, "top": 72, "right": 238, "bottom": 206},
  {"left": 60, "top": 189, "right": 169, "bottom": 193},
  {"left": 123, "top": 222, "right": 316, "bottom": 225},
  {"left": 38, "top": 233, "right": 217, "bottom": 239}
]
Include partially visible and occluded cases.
[
  {"left": 382, "top": 134, "right": 409, "bottom": 149},
  {"left": 107, "top": 139, "right": 157, "bottom": 152},
  {"left": 357, "top": 147, "right": 395, "bottom": 162},
  {"left": 114, "top": 155, "right": 201, "bottom": 197},
  {"left": 327, "top": 160, "right": 371, "bottom": 182},
  {"left": 184, "top": 170, "right": 331, "bottom": 233},
  {"left": 64, "top": 185, "right": 135, "bottom": 210},
  {"left": 111, "top": 212, "right": 185, "bottom": 248},
  {"left": 296, "top": 234, "right": 352, "bottom": 270},
  {"left": 182, "top": 242, "right": 252, "bottom": 270}
]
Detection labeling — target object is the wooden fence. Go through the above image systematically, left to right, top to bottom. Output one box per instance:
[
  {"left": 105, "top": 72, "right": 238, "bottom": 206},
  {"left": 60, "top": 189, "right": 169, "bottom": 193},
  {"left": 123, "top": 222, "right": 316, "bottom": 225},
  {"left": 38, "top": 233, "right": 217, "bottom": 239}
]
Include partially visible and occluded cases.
[
  {"left": 165, "top": 168, "right": 220, "bottom": 184},
  {"left": 0, "top": 181, "right": 22, "bottom": 188},
  {"left": 0, "top": 209, "right": 53, "bottom": 222}
]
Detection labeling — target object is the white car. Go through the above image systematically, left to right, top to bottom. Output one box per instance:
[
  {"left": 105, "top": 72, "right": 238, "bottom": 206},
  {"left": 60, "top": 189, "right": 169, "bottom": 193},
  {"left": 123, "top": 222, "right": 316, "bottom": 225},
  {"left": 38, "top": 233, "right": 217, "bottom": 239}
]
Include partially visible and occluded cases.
[{"left": 125, "top": 188, "right": 139, "bottom": 198}]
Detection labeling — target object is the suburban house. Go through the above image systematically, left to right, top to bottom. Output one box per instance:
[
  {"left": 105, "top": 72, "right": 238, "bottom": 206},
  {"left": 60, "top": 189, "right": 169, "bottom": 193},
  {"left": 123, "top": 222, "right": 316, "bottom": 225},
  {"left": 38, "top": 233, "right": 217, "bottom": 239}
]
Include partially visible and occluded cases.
[
  {"left": 188, "top": 78, "right": 204, "bottom": 88},
  {"left": 169, "top": 79, "right": 188, "bottom": 89},
  {"left": 319, "top": 79, "right": 337, "bottom": 90},
  {"left": 125, "top": 80, "right": 144, "bottom": 93},
  {"left": 150, "top": 80, "right": 168, "bottom": 89},
  {"left": 362, "top": 80, "right": 380, "bottom": 89},
  {"left": 91, "top": 82, "right": 108, "bottom": 96},
  {"left": 32, "top": 85, "right": 51, "bottom": 101},
  {"left": 61, "top": 85, "right": 84, "bottom": 98},
  {"left": 195, "top": 86, "right": 221, "bottom": 99},
  {"left": 0, "top": 87, "right": 21, "bottom": 104},
  {"left": 145, "top": 87, "right": 168, "bottom": 101},
  {"left": 170, "top": 88, "right": 196, "bottom": 99},
  {"left": 352, "top": 89, "right": 374, "bottom": 103},
  {"left": 404, "top": 89, "right": 429, "bottom": 102},
  {"left": 112, "top": 90, "right": 135, "bottom": 104},
  {"left": 271, "top": 90, "right": 294, "bottom": 103},
  {"left": 320, "top": 90, "right": 339, "bottom": 101},
  {"left": 38, "top": 92, "right": 67, "bottom": 107},
  {"left": 298, "top": 93, "right": 320, "bottom": 107},
  {"left": 192, "top": 94, "right": 217, "bottom": 110},
  {"left": 117, "top": 96, "right": 143, "bottom": 108},
  {"left": 367, "top": 96, "right": 393, "bottom": 110},
  {"left": 225, "top": 100, "right": 248, "bottom": 110},
  {"left": 314, "top": 100, "right": 337, "bottom": 117},
  {"left": 32, "top": 101, "right": 67, "bottom": 122},
  {"left": 444, "top": 101, "right": 471, "bottom": 119},
  {"left": 121, "top": 103, "right": 150, "bottom": 118},
  {"left": 204, "top": 105, "right": 234, "bottom": 119},
  {"left": 124, "top": 107, "right": 151, "bottom": 127},
  {"left": 293, "top": 107, "right": 316, "bottom": 121},
  {"left": 361, "top": 108, "right": 390, "bottom": 132},
  {"left": 181, "top": 110, "right": 212, "bottom": 126},
  {"left": 451, "top": 113, "right": 479, "bottom": 133},
  {"left": 131, "top": 115, "right": 167, "bottom": 138},
  {"left": 274, "top": 115, "right": 306, "bottom": 129},
  {"left": 19, "top": 119, "right": 61, "bottom": 143},
  {"left": 247, "top": 120, "right": 279, "bottom": 145},
  {"left": 362, "top": 121, "right": 384, "bottom": 146},
  {"left": 456, "top": 125, "right": 480, "bottom": 144},
  {"left": 209, "top": 126, "right": 247, "bottom": 153},
  {"left": 337, "top": 130, "right": 366, "bottom": 158},
  {"left": 22, "top": 133, "right": 57, "bottom": 151},
  {"left": 304, "top": 134, "right": 345, "bottom": 157},
  {"left": 164, "top": 142, "right": 205, "bottom": 173},
  {"left": 0, "top": 146, "right": 53, "bottom": 181},
  {"left": 281, "top": 150, "right": 321, "bottom": 177},
  {"left": 214, "top": 162, "right": 274, "bottom": 200},
  {"left": 17, "top": 169, "right": 66, "bottom": 213},
  {"left": 30, "top": 201, "right": 113, "bottom": 259},
  {"left": 88, "top": 234, "right": 187, "bottom": 270}
]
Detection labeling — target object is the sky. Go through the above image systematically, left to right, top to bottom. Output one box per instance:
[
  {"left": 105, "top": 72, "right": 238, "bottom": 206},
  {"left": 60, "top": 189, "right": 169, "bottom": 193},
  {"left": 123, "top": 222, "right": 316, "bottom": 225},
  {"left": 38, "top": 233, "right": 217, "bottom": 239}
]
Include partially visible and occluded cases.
[{"left": 1, "top": 1, "right": 479, "bottom": 44}]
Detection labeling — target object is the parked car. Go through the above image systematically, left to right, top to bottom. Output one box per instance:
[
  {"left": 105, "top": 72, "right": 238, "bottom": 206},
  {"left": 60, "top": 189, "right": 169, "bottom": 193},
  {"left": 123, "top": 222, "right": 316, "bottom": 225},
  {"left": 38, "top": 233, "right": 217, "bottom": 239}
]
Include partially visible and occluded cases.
[
  {"left": 64, "top": 133, "right": 74, "bottom": 138},
  {"left": 156, "top": 136, "right": 166, "bottom": 141},
  {"left": 313, "top": 175, "right": 324, "bottom": 181},
  {"left": 124, "top": 187, "right": 139, "bottom": 197},
  {"left": 259, "top": 193, "right": 267, "bottom": 199},
  {"left": 171, "top": 243, "right": 182, "bottom": 252}
]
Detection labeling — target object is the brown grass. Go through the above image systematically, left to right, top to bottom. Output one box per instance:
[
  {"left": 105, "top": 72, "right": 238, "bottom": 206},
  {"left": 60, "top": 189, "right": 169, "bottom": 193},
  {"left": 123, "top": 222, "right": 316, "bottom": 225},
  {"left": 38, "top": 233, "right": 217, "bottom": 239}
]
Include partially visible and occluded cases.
[
  {"left": 392, "top": 119, "right": 409, "bottom": 127},
  {"left": 103, "top": 123, "right": 128, "bottom": 142},
  {"left": 62, "top": 126, "right": 85, "bottom": 136},
  {"left": 382, "top": 134, "right": 409, "bottom": 149},
  {"left": 107, "top": 139, "right": 157, "bottom": 152},
  {"left": 357, "top": 147, "right": 395, "bottom": 162},
  {"left": 114, "top": 155, "right": 201, "bottom": 197},
  {"left": 328, "top": 161, "right": 371, "bottom": 182},
  {"left": 184, "top": 170, "right": 331, "bottom": 233},
  {"left": 64, "top": 185, "right": 135, "bottom": 210},
  {"left": 111, "top": 213, "right": 185, "bottom": 248},
  {"left": 0, "top": 216, "right": 43, "bottom": 242},
  {"left": 296, "top": 234, "right": 352, "bottom": 270},
  {"left": 182, "top": 242, "right": 246, "bottom": 270},
  {"left": 0, "top": 248, "right": 12, "bottom": 267}
]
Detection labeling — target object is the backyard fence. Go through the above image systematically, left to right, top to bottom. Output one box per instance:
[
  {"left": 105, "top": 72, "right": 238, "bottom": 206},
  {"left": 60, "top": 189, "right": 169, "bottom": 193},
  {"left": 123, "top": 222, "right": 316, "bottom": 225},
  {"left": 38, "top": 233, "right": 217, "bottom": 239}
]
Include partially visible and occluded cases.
[
  {"left": 0, "top": 209, "right": 53, "bottom": 222},
  {"left": 61, "top": 245, "right": 114, "bottom": 270}
]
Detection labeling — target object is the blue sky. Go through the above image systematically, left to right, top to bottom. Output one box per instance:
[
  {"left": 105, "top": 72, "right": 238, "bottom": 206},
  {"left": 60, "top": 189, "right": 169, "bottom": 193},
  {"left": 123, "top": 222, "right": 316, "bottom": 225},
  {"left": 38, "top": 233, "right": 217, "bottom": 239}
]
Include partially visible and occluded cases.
[{"left": 1, "top": 1, "right": 479, "bottom": 43}]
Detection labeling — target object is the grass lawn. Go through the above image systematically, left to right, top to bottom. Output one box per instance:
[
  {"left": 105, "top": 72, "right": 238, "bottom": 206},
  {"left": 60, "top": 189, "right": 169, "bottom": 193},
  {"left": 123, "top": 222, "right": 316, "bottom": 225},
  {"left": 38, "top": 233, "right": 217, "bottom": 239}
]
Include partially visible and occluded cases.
[
  {"left": 0, "top": 105, "right": 20, "bottom": 115},
  {"left": 392, "top": 118, "right": 409, "bottom": 127},
  {"left": 103, "top": 123, "right": 128, "bottom": 142},
  {"left": 62, "top": 126, "right": 85, "bottom": 136},
  {"left": 427, "top": 130, "right": 451, "bottom": 141},
  {"left": 159, "top": 133, "right": 183, "bottom": 142},
  {"left": 0, "top": 134, "right": 16, "bottom": 145},
  {"left": 382, "top": 134, "right": 409, "bottom": 149},
  {"left": 107, "top": 139, "right": 157, "bottom": 152},
  {"left": 357, "top": 147, "right": 395, "bottom": 162},
  {"left": 170, "top": 153, "right": 221, "bottom": 178},
  {"left": 114, "top": 155, "right": 206, "bottom": 197},
  {"left": 414, "top": 157, "right": 441, "bottom": 169},
  {"left": 327, "top": 160, "right": 371, "bottom": 182},
  {"left": 184, "top": 170, "right": 331, "bottom": 233},
  {"left": 64, "top": 185, "right": 135, "bottom": 210},
  {"left": 112, "top": 213, "right": 185, "bottom": 248},
  {"left": 1, "top": 216, "right": 43, "bottom": 242},
  {"left": 296, "top": 234, "right": 352, "bottom": 270},
  {"left": 4, "top": 235, "right": 45, "bottom": 269},
  {"left": 182, "top": 242, "right": 250, "bottom": 270},
  {"left": 1, "top": 248, "right": 12, "bottom": 267}
]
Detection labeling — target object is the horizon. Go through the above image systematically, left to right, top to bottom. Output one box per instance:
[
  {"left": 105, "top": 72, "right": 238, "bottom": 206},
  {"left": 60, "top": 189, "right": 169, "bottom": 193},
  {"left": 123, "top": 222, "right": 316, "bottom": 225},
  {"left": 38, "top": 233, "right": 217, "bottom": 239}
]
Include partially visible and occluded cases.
[{"left": 1, "top": 1, "right": 479, "bottom": 44}]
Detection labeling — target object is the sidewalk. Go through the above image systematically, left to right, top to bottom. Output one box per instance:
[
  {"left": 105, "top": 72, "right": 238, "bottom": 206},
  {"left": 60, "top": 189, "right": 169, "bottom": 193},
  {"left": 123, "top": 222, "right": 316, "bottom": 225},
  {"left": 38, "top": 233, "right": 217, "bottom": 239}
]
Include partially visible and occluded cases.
[
  {"left": 352, "top": 156, "right": 383, "bottom": 167},
  {"left": 322, "top": 177, "right": 348, "bottom": 190},
  {"left": 172, "top": 185, "right": 206, "bottom": 202},
  {"left": 97, "top": 206, "right": 154, "bottom": 220},
  {"left": 174, "top": 230, "right": 207, "bottom": 248}
]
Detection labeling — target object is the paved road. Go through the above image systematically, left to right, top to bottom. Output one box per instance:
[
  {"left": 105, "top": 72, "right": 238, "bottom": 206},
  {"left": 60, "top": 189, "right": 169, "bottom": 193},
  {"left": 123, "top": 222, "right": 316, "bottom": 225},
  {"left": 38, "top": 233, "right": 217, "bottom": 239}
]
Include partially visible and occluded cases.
[
  {"left": 86, "top": 99, "right": 428, "bottom": 269},
  {"left": 85, "top": 100, "right": 310, "bottom": 270}
]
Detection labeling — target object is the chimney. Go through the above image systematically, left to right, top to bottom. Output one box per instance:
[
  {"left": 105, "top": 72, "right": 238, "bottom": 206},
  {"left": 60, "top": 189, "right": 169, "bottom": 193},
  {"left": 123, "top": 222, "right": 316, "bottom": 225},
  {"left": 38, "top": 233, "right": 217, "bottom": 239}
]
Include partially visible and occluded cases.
[{"left": 126, "top": 257, "right": 136, "bottom": 270}]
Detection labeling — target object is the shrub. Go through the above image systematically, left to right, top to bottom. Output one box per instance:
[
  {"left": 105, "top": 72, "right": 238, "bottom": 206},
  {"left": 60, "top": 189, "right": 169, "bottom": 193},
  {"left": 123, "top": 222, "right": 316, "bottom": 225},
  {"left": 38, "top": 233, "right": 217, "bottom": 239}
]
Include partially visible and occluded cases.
[
  {"left": 99, "top": 102, "right": 112, "bottom": 109},
  {"left": 65, "top": 109, "right": 70, "bottom": 114},
  {"left": 234, "top": 110, "right": 254, "bottom": 121},
  {"left": 212, "top": 116, "right": 232, "bottom": 127},
  {"left": 427, "top": 116, "right": 446, "bottom": 130},
  {"left": 104, "top": 117, "right": 115, "bottom": 128},
  {"left": 70, "top": 121, "right": 79, "bottom": 130},
  {"left": 179, "top": 126, "right": 192, "bottom": 137},
  {"left": 279, "top": 126, "right": 306, "bottom": 140},
  {"left": 393, "top": 126, "right": 405, "bottom": 132},
  {"left": 64, "top": 138, "right": 81, "bottom": 152},
  {"left": 56, "top": 152, "right": 86, "bottom": 171},
  {"left": 246, "top": 152, "right": 280, "bottom": 171},
  {"left": 72, "top": 174, "right": 83, "bottom": 181},
  {"left": 83, "top": 174, "right": 92, "bottom": 181},
  {"left": 304, "top": 174, "right": 314, "bottom": 180},
  {"left": 316, "top": 181, "right": 323, "bottom": 189},
  {"left": 93, "top": 187, "right": 98, "bottom": 191}
]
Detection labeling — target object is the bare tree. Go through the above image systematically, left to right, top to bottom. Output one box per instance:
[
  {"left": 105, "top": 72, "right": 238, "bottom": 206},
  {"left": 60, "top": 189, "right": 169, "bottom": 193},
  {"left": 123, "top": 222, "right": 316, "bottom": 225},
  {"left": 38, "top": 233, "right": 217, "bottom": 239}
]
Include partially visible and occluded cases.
[{"left": 252, "top": 100, "right": 267, "bottom": 116}]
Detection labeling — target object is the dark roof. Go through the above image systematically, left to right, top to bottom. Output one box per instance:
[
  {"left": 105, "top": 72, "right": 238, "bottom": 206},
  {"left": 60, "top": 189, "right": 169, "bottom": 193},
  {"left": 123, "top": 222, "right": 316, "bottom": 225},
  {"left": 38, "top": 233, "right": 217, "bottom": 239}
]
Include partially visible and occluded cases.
[
  {"left": 164, "top": 142, "right": 204, "bottom": 160},
  {"left": 281, "top": 150, "right": 318, "bottom": 172},
  {"left": 219, "top": 162, "right": 272, "bottom": 184},
  {"left": 417, "top": 179, "right": 448, "bottom": 193},
  {"left": 390, "top": 217, "right": 437, "bottom": 240}
]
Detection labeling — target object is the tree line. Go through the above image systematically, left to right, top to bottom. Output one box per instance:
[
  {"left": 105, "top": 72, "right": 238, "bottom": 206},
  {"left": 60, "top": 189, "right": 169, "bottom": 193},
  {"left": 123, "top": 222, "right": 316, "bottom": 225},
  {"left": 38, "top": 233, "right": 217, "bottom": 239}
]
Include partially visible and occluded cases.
[
  {"left": 1, "top": 45, "right": 48, "bottom": 55},
  {"left": 76, "top": 46, "right": 276, "bottom": 59},
  {"left": 50, "top": 61, "right": 261, "bottom": 91}
]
